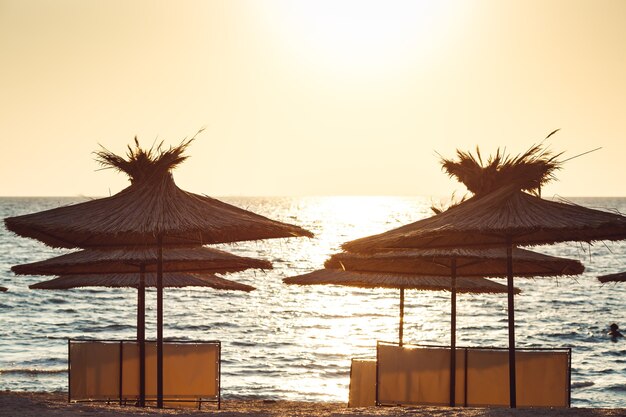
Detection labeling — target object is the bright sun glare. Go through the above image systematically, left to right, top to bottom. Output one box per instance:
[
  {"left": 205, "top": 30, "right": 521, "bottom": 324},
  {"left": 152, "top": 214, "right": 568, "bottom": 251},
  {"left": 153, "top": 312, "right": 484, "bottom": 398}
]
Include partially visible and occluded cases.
[{"left": 273, "top": 0, "right": 456, "bottom": 76}]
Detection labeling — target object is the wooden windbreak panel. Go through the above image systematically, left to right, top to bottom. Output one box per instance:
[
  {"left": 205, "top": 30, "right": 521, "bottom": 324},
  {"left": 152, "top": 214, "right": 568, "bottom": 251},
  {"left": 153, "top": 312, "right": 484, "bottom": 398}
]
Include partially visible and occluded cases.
[
  {"left": 69, "top": 340, "right": 220, "bottom": 404},
  {"left": 69, "top": 341, "right": 121, "bottom": 400},
  {"left": 376, "top": 344, "right": 569, "bottom": 408},
  {"left": 377, "top": 344, "right": 466, "bottom": 406},
  {"left": 466, "top": 350, "right": 569, "bottom": 407},
  {"left": 348, "top": 359, "right": 376, "bottom": 407}
]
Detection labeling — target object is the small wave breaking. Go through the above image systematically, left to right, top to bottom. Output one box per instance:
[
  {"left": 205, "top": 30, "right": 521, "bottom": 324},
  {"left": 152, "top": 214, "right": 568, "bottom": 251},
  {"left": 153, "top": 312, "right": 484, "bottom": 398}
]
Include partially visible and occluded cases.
[
  {"left": 0, "top": 368, "right": 66, "bottom": 375},
  {"left": 571, "top": 381, "right": 595, "bottom": 389}
]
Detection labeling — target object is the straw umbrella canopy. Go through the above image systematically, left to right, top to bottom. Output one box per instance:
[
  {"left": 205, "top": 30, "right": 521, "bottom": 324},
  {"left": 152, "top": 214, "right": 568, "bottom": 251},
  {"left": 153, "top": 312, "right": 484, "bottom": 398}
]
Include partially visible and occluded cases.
[
  {"left": 4, "top": 138, "right": 313, "bottom": 408},
  {"left": 344, "top": 142, "right": 626, "bottom": 252},
  {"left": 342, "top": 144, "right": 626, "bottom": 407},
  {"left": 343, "top": 185, "right": 626, "bottom": 252},
  {"left": 11, "top": 246, "right": 271, "bottom": 276},
  {"left": 326, "top": 247, "right": 585, "bottom": 277},
  {"left": 29, "top": 272, "right": 255, "bottom": 291},
  {"left": 598, "top": 272, "right": 626, "bottom": 283}
]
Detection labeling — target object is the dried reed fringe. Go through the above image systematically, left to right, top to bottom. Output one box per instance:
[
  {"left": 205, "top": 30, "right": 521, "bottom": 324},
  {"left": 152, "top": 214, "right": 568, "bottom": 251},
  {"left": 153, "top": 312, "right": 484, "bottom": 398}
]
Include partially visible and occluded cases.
[
  {"left": 94, "top": 129, "right": 203, "bottom": 184},
  {"left": 439, "top": 132, "right": 563, "bottom": 198},
  {"left": 5, "top": 133, "right": 313, "bottom": 248},
  {"left": 343, "top": 185, "right": 626, "bottom": 252},
  {"left": 12, "top": 246, "right": 271, "bottom": 276},
  {"left": 325, "top": 248, "right": 584, "bottom": 277},
  {"left": 284, "top": 269, "right": 518, "bottom": 294},
  {"left": 597, "top": 271, "right": 626, "bottom": 283},
  {"left": 30, "top": 272, "right": 255, "bottom": 291}
]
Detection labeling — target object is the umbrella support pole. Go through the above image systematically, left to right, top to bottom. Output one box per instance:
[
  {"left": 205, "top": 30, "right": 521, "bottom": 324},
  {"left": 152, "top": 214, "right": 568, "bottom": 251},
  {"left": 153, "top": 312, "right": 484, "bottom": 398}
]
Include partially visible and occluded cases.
[
  {"left": 157, "top": 236, "right": 164, "bottom": 409},
  {"left": 506, "top": 239, "right": 517, "bottom": 408},
  {"left": 450, "top": 258, "right": 457, "bottom": 407},
  {"left": 138, "top": 265, "right": 146, "bottom": 408},
  {"left": 399, "top": 288, "right": 405, "bottom": 347}
]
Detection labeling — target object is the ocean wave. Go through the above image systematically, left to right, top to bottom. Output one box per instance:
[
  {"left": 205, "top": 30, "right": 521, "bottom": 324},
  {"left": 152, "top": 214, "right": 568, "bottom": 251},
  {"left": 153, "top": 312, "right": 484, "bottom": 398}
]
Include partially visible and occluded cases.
[
  {"left": 0, "top": 368, "right": 66, "bottom": 375},
  {"left": 571, "top": 381, "right": 595, "bottom": 389}
]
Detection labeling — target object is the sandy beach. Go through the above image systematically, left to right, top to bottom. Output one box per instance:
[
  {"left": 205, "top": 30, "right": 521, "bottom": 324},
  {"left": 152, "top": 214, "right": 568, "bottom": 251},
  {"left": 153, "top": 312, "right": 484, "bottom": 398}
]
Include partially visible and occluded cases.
[{"left": 1, "top": 391, "right": 625, "bottom": 417}]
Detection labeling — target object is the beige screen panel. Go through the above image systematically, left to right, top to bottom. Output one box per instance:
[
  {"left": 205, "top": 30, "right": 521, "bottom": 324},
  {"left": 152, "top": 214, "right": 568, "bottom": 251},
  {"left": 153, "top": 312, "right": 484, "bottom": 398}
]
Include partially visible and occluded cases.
[
  {"left": 69, "top": 341, "right": 120, "bottom": 400},
  {"left": 69, "top": 341, "right": 220, "bottom": 404},
  {"left": 120, "top": 342, "right": 140, "bottom": 398},
  {"left": 137, "top": 342, "right": 220, "bottom": 400},
  {"left": 162, "top": 343, "right": 219, "bottom": 398},
  {"left": 377, "top": 344, "right": 465, "bottom": 406},
  {"left": 377, "top": 344, "right": 569, "bottom": 408},
  {"left": 464, "top": 349, "right": 509, "bottom": 406},
  {"left": 465, "top": 349, "right": 569, "bottom": 407},
  {"left": 516, "top": 351, "right": 569, "bottom": 407},
  {"left": 348, "top": 359, "right": 376, "bottom": 407}
]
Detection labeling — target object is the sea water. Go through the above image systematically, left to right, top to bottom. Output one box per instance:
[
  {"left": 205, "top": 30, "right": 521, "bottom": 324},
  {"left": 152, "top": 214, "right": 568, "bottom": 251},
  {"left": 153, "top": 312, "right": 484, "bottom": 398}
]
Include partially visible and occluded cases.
[{"left": 0, "top": 196, "right": 624, "bottom": 407}]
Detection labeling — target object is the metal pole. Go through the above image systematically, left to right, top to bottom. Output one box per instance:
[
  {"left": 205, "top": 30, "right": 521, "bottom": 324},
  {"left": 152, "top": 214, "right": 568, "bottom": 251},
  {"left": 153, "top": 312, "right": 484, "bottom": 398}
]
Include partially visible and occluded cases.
[
  {"left": 156, "top": 236, "right": 164, "bottom": 408},
  {"left": 506, "top": 237, "right": 517, "bottom": 408},
  {"left": 450, "top": 258, "right": 457, "bottom": 407},
  {"left": 138, "top": 264, "right": 146, "bottom": 407},
  {"left": 399, "top": 288, "right": 405, "bottom": 347},
  {"left": 67, "top": 339, "right": 71, "bottom": 403},
  {"left": 118, "top": 341, "right": 123, "bottom": 405}
]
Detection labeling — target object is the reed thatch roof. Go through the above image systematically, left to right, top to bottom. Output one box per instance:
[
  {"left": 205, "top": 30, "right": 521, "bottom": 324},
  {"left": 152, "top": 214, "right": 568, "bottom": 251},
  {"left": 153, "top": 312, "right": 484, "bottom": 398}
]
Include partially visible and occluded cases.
[
  {"left": 4, "top": 139, "right": 313, "bottom": 248},
  {"left": 440, "top": 140, "right": 562, "bottom": 197},
  {"left": 343, "top": 185, "right": 626, "bottom": 252},
  {"left": 12, "top": 246, "right": 271, "bottom": 276},
  {"left": 326, "top": 247, "right": 584, "bottom": 277},
  {"left": 284, "top": 269, "right": 519, "bottom": 294},
  {"left": 597, "top": 271, "right": 626, "bottom": 283},
  {"left": 29, "top": 272, "right": 255, "bottom": 291},
  {"left": 0, "top": 286, "right": 7, "bottom": 292}
]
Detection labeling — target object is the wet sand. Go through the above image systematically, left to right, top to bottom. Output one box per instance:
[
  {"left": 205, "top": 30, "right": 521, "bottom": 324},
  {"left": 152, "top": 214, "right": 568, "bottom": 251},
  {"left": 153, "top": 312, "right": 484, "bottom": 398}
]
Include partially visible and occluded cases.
[{"left": 1, "top": 391, "right": 625, "bottom": 417}]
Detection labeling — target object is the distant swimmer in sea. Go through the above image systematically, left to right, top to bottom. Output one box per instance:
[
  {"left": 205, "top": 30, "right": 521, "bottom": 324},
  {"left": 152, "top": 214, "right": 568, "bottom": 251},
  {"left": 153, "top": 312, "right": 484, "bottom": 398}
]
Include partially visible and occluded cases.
[{"left": 608, "top": 323, "right": 624, "bottom": 340}]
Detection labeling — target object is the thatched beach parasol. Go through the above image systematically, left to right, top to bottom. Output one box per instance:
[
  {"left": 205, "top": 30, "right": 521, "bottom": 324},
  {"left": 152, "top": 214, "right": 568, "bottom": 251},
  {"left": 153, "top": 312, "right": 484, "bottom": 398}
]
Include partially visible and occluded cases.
[
  {"left": 4, "top": 137, "right": 313, "bottom": 408},
  {"left": 4, "top": 139, "right": 313, "bottom": 248},
  {"left": 342, "top": 142, "right": 626, "bottom": 407},
  {"left": 343, "top": 185, "right": 626, "bottom": 251},
  {"left": 13, "top": 245, "right": 266, "bottom": 407},
  {"left": 297, "top": 246, "right": 582, "bottom": 406},
  {"left": 325, "top": 247, "right": 583, "bottom": 405},
  {"left": 325, "top": 247, "right": 585, "bottom": 347},
  {"left": 28, "top": 266, "right": 256, "bottom": 407},
  {"left": 285, "top": 269, "right": 517, "bottom": 405},
  {"left": 598, "top": 271, "right": 626, "bottom": 283}
]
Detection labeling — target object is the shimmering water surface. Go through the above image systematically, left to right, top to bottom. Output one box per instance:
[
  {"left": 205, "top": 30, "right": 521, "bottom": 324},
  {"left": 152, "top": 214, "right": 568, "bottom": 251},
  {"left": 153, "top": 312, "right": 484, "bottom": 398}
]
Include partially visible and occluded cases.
[{"left": 0, "top": 196, "right": 625, "bottom": 407}]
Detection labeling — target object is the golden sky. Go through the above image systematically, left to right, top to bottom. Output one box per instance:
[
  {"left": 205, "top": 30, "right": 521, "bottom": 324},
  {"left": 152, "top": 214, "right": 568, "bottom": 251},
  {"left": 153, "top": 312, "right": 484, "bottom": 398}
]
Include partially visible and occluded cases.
[{"left": 1, "top": 0, "right": 625, "bottom": 197}]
